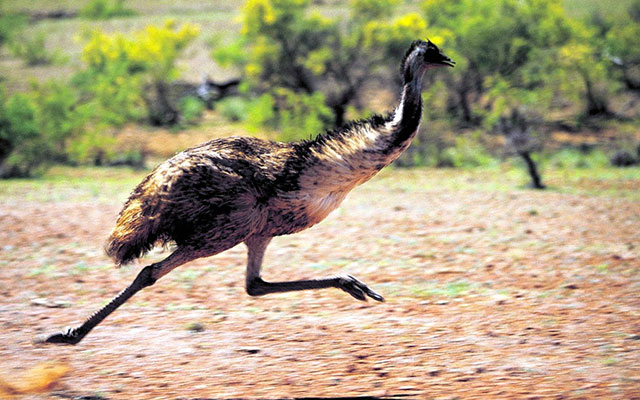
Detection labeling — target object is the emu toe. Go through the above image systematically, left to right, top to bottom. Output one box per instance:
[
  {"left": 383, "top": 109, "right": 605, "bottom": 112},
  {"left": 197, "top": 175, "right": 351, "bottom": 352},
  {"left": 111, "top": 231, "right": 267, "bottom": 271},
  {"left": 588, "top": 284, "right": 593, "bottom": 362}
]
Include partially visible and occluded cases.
[
  {"left": 338, "top": 274, "right": 384, "bottom": 302},
  {"left": 38, "top": 329, "right": 83, "bottom": 345}
]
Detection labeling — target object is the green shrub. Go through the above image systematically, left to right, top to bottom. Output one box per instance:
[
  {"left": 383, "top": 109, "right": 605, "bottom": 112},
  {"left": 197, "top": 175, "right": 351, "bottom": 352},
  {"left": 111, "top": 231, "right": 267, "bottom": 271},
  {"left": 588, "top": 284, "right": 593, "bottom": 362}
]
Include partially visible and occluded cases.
[
  {"left": 79, "top": 0, "right": 135, "bottom": 19},
  {"left": 0, "top": 13, "right": 26, "bottom": 47},
  {"left": 76, "top": 21, "right": 199, "bottom": 126},
  {"left": 9, "top": 32, "right": 60, "bottom": 66},
  {"left": 72, "top": 59, "right": 146, "bottom": 127},
  {"left": 0, "top": 79, "right": 116, "bottom": 177},
  {"left": 31, "top": 81, "right": 83, "bottom": 158},
  {"left": 241, "top": 89, "right": 333, "bottom": 142},
  {"left": 276, "top": 89, "right": 333, "bottom": 142},
  {"left": 0, "top": 92, "right": 49, "bottom": 177},
  {"left": 246, "top": 94, "right": 276, "bottom": 133},
  {"left": 178, "top": 96, "right": 204, "bottom": 126},
  {"left": 217, "top": 97, "right": 249, "bottom": 122},
  {"left": 396, "top": 118, "right": 456, "bottom": 167},
  {"left": 66, "top": 129, "right": 117, "bottom": 166},
  {"left": 438, "top": 133, "right": 498, "bottom": 168},
  {"left": 546, "top": 147, "right": 610, "bottom": 169},
  {"left": 109, "top": 148, "right": 146, "bottom": 168}
]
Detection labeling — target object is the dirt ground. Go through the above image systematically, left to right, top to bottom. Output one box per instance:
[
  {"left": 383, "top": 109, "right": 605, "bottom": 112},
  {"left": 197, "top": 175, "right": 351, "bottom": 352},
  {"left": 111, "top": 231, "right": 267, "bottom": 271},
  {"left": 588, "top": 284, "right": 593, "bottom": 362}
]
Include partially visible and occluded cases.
[{"left": 0, "top": 169, "right": 639, "bottom": 399}]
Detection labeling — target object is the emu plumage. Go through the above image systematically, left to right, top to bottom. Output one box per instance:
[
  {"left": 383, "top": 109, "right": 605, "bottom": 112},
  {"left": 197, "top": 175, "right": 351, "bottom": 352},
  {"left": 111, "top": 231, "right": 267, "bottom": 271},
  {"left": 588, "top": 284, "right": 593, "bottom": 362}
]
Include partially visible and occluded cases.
[{"left": 44, "top": 39, "right": 454, "bottom": 345}]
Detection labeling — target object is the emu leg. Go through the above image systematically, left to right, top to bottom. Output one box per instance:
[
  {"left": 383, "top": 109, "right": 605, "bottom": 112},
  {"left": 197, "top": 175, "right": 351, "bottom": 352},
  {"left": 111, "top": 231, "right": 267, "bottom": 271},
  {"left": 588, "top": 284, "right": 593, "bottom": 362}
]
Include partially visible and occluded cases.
[
  {"left": 244, "top": 236, "right": 384, "bottom": 302},
  {"left": 41, "top": 249, "right": 194, "bottom": 345},
  {"left": 41, "top": 264, "right": 157, "bottom": 345},
  {"left": 247, "top": 274, "right": 384, "bottom": 302}
]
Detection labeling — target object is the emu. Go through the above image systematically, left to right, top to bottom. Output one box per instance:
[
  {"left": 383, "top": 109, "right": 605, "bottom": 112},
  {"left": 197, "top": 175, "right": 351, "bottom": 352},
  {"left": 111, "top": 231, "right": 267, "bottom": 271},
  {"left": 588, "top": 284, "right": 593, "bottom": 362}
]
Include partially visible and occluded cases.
[{"left": 44, "top": 39, "right": 454, "bottom": 345}]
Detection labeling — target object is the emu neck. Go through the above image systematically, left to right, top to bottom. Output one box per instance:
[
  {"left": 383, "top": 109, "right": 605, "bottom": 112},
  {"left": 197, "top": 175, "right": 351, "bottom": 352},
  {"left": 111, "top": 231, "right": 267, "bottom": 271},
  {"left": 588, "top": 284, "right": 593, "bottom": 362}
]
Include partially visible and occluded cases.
[
  {"left": 291, "top": 68, "right": 427, "bottom": 199},
  {"left": 389, "top": 71, "right": 425, "bottom": 147}
]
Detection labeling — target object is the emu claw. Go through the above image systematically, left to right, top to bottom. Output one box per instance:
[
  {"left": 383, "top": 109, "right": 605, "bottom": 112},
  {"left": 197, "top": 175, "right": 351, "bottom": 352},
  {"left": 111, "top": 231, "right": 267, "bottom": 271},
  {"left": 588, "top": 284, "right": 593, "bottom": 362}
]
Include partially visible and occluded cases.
[
  {"left": 338, "top": 274, "right": 384, "bottom": 302},
  {"left": 37, "top": 328, "right": 82, "bottom": 345}
]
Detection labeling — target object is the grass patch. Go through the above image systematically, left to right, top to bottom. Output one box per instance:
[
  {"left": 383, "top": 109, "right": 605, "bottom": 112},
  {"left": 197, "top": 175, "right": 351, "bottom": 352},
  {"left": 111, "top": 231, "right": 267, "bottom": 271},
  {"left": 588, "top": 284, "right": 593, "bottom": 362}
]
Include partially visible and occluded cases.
[
  {"left": 2, "top": 163, "right": 638, "bottom": 207},
  {"left": 370, "top": 164, "right": 640, "bottom": 200},
  {"left": 0, "top": 166, "right": 145, "bottom": 204},
  {"left": 29, "top": 264, "right": 57, "bottom": 277},
  {"left": 173, "top": 268, "right": 203, "bottom": 290},
  {"left": 409, "top": 280, "right": 473, "bottom": 299},
  {"left": 165, "top": 303, "right": 203, "bottom": 311}
]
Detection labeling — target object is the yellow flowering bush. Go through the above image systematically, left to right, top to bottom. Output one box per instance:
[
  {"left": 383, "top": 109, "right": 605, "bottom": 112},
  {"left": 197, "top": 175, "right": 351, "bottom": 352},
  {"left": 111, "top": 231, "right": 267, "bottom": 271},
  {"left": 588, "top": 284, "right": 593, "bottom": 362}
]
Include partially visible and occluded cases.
[
  {"left": 76, "top": 20, "right": 199, "bottom": 126},
  {"left": 82, "top": 20, "right": 199, "bottom": 80}
]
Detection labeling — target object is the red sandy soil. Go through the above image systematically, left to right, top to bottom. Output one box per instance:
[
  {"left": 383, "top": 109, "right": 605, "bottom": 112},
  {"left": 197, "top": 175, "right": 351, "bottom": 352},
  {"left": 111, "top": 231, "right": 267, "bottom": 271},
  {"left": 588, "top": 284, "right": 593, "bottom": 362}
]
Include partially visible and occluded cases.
[{"left": 0, "top": 170, "right": 638, "bottom": 399}]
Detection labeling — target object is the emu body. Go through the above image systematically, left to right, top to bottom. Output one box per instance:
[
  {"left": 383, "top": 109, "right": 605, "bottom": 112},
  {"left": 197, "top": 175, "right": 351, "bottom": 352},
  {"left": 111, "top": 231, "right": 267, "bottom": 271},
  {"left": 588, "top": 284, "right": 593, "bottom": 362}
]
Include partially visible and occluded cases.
[{"left": 44, "top": 39, "right": 454, "bottom": 345}]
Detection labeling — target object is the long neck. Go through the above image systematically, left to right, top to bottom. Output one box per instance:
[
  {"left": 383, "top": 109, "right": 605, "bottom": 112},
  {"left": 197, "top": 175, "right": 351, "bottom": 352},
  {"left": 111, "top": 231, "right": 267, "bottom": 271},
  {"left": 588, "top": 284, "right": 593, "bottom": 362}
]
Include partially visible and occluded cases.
[
  {"left": 291, "top": 62, "right": 427, "bottom": 194},
  {"left": 387, "top": 63, "right": 426, "bottom": 147}
]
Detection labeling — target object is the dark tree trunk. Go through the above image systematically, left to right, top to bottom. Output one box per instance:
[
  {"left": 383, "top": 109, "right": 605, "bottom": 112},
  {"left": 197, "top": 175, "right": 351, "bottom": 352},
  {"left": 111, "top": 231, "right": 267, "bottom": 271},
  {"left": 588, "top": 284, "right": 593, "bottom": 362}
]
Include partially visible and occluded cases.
[
  {"left": 621, "top": 66, "right": 640, "bottom": 93},
  {"left": 581, "top": 70, "right": 611, "bottom": 117},
  {"left": 455, "top": 74, "right": 473, "bottom": 124},
  {"left": 149, "top": 81, "right": 179, "bottom": 126},
  {"left": 327, "top": 82, "right": 359, "bottom": 128},
  {"left": 332, "top": 104, "right": 346, "bottom": 128},
  {"left": 519, "top": 151, "right": 545, "bottom": 189}
]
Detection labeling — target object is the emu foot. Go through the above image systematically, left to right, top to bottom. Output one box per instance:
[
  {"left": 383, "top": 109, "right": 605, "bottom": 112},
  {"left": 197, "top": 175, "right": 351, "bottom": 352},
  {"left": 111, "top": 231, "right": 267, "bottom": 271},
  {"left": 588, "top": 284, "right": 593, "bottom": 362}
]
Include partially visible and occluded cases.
[
  {"left": 338, "top": 274, "right": 384, "bottom": 302},
  {"left": 36, "top": 328, "right": 83, "bottom": 345}
]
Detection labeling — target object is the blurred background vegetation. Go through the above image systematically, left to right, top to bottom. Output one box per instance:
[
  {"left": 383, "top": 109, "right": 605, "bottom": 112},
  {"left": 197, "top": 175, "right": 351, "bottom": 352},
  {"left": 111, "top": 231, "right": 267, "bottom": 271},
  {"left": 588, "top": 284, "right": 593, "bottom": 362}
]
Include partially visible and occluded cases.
[{"left": 0, "top": 0, "right": 638, "bottom": 180}]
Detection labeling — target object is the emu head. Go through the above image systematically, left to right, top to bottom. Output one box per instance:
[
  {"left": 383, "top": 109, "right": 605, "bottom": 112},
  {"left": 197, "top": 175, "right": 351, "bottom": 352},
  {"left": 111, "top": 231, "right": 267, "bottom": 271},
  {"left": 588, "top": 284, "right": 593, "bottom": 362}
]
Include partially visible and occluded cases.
[{"left": 402, "top": 39, "right": 454, "bottom": 83}]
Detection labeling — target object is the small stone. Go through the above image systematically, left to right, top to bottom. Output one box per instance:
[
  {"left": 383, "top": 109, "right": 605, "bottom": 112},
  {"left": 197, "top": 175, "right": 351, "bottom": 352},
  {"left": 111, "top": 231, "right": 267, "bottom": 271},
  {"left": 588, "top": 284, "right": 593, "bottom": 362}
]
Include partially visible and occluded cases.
[
  {"left": 563, "top": 284, "right": 579, "bottom": 290},
  {"left": 30, "top": 298, "right": 70, "bottom": 308},
  {"left": 185, "top": 322, "right": 205, "bottom": 332},
  {"left": 237, "top": 347, "right": 260, "bottom": 354}
]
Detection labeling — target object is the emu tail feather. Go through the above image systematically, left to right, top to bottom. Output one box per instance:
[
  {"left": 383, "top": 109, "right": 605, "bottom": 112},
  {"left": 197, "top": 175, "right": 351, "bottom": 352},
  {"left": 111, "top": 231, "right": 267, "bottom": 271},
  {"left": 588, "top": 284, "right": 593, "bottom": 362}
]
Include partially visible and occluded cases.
[{"left": 105, "top": 198, "right": 162, "bottom": 266}]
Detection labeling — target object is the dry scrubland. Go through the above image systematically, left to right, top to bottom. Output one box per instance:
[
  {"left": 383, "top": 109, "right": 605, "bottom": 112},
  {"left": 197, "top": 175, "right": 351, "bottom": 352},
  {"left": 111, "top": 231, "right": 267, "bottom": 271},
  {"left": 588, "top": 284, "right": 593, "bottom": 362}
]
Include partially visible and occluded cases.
[
  {"left": 1, "top": 0, "right": 639, "bottom": 398},
  {"left": 0, "top": 167, "right": 639, "bottom": 399}
]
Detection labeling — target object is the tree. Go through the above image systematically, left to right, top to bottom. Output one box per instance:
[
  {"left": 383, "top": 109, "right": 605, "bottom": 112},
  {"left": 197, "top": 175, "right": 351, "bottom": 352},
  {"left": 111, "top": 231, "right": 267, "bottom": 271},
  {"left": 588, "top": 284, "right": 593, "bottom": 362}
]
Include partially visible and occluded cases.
[
  {"left": 213, "top": 0, "right": 430, "bottom": 131},
  {"left": 421, "top": 0, "right": 576, "bottom": 125},
  {"left": 604, "top": 0, "right": 640, "bottom": 93},
  {"left": 76, "top": 20, "right": 199, "bottom": 126},
  {"left": 558, "top": 36, "right": 612, "bottom": 117},
  {"left": 498, "top": 108, "right": 545, "bottom": 189}
]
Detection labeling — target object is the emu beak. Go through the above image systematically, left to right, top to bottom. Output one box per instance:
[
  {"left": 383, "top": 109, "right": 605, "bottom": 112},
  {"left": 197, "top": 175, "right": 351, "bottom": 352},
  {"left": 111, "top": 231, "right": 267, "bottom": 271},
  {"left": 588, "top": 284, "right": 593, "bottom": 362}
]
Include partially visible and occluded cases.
[{"left": 439, "top": 55, "right": 455, "bottom": 67}]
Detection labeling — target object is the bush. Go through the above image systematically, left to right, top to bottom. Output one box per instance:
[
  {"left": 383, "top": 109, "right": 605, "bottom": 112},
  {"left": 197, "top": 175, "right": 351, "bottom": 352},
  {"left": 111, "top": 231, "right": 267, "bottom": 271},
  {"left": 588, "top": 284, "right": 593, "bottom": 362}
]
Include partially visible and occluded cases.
[
  {"left": 80, "top": 0, "right": 135, "bottom": 19},
  {"left": 215, "top": 0, "right": 431, "bottom": 128},
  {"left": 0, "top": 13, "right": 26, "bottom": 47},
  {"left": 75, "top": 21, "right": 199, "bottom": 126},
  {"left": 9, "top": 32, "right": 60, "bottom": 66},
  {"left": 72, "top": 53, "right": 146, "bottom": 127},
  {"left": 0, "top": 76, "right": 136, "bottom": 177},
  {"left": 239, "top": 89, "right": 333, "bottom": 142},
  {"left": 275, "top": 89, "right": 333, "bottom": 142},
  {"left": 0, "top": 92, "right": 49, "bottom": 177},
  {"left": 245, "top": 94, "right": 276, "bottom": 133},
  {"left": 178, "top": 96, "right": 205, "bottom": 126},
  {"left": 217, "top": 97, "right": 249, "bottom": 122},
  {"left": 395, "top": 118, "right": 455, "bottom": 167},
  {"left": 66, "top": 130, "right": 117, "bottom": 166},
  {"left": 438, "top": 133, "right": 497, "bottom": 168},
  {"left": 546, "top": 147, "right": 610, "bottom": 169},
  {"left": 610, "top": 150, "right": 637, "bottom": 167}
]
